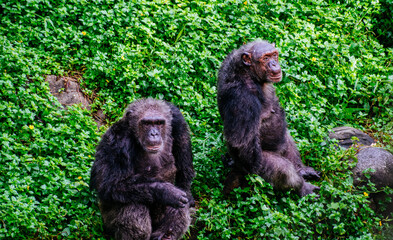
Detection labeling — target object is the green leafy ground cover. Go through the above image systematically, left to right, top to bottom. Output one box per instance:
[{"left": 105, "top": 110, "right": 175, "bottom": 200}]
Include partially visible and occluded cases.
[{"left": 0, "top": 0, "right": 392, "bottom": 239}]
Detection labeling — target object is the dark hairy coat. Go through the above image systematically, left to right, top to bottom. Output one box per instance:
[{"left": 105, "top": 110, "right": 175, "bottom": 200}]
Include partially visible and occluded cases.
[
  {"left": 217, "top": 40, "right": 320, "bottom": 196},
  {"left": 90, "top": 98, "right": 194, "bottom": 240}
]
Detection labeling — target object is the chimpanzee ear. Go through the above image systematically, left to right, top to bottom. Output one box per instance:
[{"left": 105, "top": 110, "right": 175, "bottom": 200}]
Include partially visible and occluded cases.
[
  {"left": 271, "top": 42, "right": 276, "bottom": 47},
  {"left": 241, "top": 53, "right": 252, "bottom": 66},
  {"left": 126, "top": 110, "right": 133, "bottom": 118}
]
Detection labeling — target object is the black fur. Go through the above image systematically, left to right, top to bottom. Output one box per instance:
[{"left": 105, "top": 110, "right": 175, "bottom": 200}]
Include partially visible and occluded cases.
[
  {"left": 217, "top": 40, "right": 320, "bottom": 197},
  {"left": 90, "top": 98, "right": 195, "bottom": 240}
]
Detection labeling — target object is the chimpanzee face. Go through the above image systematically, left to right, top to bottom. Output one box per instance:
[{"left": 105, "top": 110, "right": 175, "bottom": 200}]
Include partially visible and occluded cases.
[
  {"left": 242, "top": 42, "right": 282, "bottom": 83},
  {"left": 255, "top": 49, "right": 282, "bottom": 83},
  {"left": 138, "top": 113, "right": 166, "bottom": 154}
]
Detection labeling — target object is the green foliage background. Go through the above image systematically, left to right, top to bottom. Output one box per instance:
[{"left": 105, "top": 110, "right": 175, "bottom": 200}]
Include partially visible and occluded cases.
[{"left": 0, "top": 0, "right": 392, "bottom": 239}]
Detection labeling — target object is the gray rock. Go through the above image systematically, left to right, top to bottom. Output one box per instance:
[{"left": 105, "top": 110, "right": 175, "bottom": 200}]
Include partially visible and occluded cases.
[
  {"left": 45, "top": 75, "right": 91, "bottom": 109},
  {"left": 329, "top": 126, "right": 374, "bottom": 149},
  {"left": 352, "top": 147, "right": 393, "bottom": 217},
  {"left": 353, "top": 147, "right": 393, "bottom": 188}
]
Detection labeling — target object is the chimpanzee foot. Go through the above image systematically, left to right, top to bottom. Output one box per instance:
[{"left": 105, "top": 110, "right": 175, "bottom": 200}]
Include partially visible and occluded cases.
[
  {"left": 299, "top": 167, "right": 321, "bottom": 181},
  {"left": 299, "top": 182, "right": 320, "bottom": 197},
  {"left": 151, "top": 228, "right": 173, "bottom": 240},
  {"left": 161, "top": 228, "right": 173, "bottom": 240}
]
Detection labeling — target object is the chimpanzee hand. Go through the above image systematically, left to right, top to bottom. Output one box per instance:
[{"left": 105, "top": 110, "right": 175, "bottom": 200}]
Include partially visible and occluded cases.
[
  {"left": 159, "top": 183, "right": 189, "bottom": 208},
  {"left": 186, "top": 191, "right": 195, "bottom": 207}
]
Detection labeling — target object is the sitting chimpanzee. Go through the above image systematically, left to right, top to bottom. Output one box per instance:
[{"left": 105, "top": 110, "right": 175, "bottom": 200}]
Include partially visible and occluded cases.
[
  {"left": 217, "top": 40, "right": 320, "bottom": 197},
  {"left": 90, "top": 98, "right": 195, "bottom": 240}
]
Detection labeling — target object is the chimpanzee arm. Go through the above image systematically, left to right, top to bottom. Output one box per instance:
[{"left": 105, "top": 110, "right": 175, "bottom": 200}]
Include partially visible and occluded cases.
[
  {"left": 218, "top": 84, "right": 264, "bottom": 174},
  {"left": 169, "top": 104, "right": 195, "bottom": 193},
  {"left": 91, "top": 163, "right": 188, "bottom": 207}
]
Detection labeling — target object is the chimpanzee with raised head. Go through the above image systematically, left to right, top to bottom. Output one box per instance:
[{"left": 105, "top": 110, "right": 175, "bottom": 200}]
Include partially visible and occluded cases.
[
  {"left": 217, "top": 40, "right": 320, "bottom": 197},
  {"left": 90, "top": 98, "right": 195, "bottom": 240}
]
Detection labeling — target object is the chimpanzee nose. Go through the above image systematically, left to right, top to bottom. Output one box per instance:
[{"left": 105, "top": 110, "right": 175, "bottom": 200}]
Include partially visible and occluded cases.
[
  {"left": 269, "top": 60, "right": 281, "bottom": 74},
  {"left": 269, "top": 60, "right": 279, "bottom": 67},
  {"left": 150, "top": 129, "right": 159, "bottom": 137}
]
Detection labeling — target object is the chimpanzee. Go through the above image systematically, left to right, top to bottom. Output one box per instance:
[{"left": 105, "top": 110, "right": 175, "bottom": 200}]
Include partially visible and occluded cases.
[
  {"left": 217, "top": 40, "right": 320, "bottom": 197},
  {"left": 90, "top": 98, "right": 195, "bottom": 240}
]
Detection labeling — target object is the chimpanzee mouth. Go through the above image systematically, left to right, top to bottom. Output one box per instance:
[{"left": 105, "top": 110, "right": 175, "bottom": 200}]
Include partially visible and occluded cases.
[
  {"left": 269, "top": 73, "right": 282, "bottom": 82},
  {"left": 146, "top": 145, "right": 161, "bottom": 153}
]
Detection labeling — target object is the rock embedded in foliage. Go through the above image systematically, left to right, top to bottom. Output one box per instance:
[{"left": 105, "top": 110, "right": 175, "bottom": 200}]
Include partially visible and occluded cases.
[
  {"left": 45, "top": 75, "right": 91, "bottom": 109},
  {"left": 45, "top": 75, "right": 107, "bottom": 128},
  {"left": 328, "top": 126, "right": 374, "bottom": 149},
  {"left": 330, "top": 127, "right": 393, "bottom": 215},
  {"left": 353, "top": 147, "right": 393, "bottom": 188},
  {"left": 353, "top": 147, "right": 393, "bottom": 217}
]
